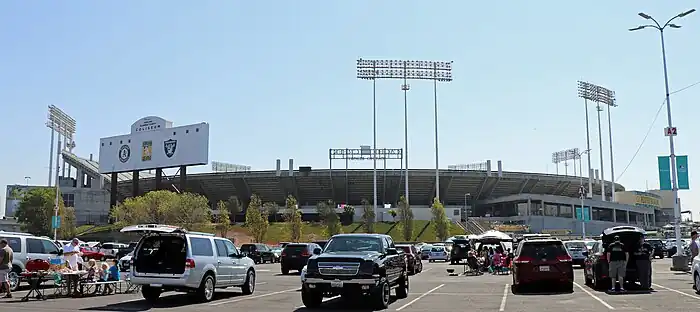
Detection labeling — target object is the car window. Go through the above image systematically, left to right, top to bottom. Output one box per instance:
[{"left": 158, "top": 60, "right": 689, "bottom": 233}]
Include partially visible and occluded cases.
[
  {"left": 0, "top": 236, "right": 21, "bottom": 252},
  {"left": 190, "top": 237, "right": 214, "bottom": 256},
  {"left": 386, "top": 237, "right": 395, "bottom": 248},
  {"left": 26, "top": 238, "right": 45, "bottom": 253},
  {"left": 41, "top": 239, "right": 59, "bottom": 254},
  {"left": 214, "top": 240, "right": 228, "bottom": 257},
  {"left": 223, "top": 240, "right": 239, "bottom": 257},
  {"left": 520, "top": 241, "right": 568, "bottom": 260},
  {"left": 564, "top": 242, "right": 587, "bottom": 250},
  {"left": 102, "top": 243, "right": 114, "bottom": 249},
  {"left": 240, "top": 244, "right": 255, "bottom": 252},
  {"left": 257, "top": 244, "right": 269, "bottom": 251},
  {"left": 397, "top": 246, "right": 411, "bottom": 253},
  {"left": 431, "top": 247, "right": 445, "bottom": 252}
]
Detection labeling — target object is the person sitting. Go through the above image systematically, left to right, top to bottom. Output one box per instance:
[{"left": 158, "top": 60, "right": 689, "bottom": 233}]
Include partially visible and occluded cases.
[
  {"left": 466, "top": 250, "right": 481, "bottom": 274},
  {"left": 85, "top": 259, "right": 97, "bottom": 282}
]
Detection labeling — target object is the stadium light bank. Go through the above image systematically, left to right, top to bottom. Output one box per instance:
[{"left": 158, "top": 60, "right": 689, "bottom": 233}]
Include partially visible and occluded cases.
[{"left": 357, "top": 59, "right": 453, "bottom": 208}]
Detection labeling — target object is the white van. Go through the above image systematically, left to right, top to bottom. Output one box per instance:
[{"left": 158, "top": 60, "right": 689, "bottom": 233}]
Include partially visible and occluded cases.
[{"left": 122, "top": 224, "right": 256, "bottom": 302}]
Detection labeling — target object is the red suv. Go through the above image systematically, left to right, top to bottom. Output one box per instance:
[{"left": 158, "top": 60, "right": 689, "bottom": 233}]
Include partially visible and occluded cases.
[{"left": 511, "top": 238, "right": 573, "bottom": 293}]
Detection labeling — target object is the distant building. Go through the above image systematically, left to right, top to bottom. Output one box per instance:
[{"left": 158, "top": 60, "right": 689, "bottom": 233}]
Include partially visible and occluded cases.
[{"left": 3, "top": 185, "right": 49, "bottom": 218}]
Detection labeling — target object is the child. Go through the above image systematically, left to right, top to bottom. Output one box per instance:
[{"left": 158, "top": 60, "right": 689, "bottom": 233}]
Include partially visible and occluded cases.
[
  {"left": 85, "top": 259, "right": 97, "bottom": 281},
  {"left": 107, "top": 259, "right": 120, "bottom": 282},
  {"left": 98, "top": 263, "right": 110, "bottom": 282}
]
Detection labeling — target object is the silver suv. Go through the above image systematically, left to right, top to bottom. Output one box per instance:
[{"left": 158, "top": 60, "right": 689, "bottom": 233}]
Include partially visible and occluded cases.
[
  {"left": 122, "top": 224, "right": 256, "bottom": 302},
  {"left": 0, "top": 231, "right": 62, "bottom": 291}
]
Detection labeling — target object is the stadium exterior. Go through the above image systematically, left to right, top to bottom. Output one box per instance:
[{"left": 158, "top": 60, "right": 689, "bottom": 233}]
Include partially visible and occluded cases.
[{"left": 8, "top": 152, "right": 661, "bottom": 235}]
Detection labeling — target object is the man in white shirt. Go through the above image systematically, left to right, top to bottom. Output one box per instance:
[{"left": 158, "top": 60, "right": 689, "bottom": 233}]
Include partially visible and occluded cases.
[{"left": 63, "top": 238, "right": 82, "bottom": 295}]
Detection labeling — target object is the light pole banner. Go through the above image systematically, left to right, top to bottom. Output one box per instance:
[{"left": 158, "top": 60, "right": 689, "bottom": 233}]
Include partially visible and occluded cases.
[
  {"left": 676, "top": 155, "right": 690, "bottom": 190},
  {"left": 658, "top": 156, "right": 672, "bottom": 190},
  {"left": 575, "top": 206, "right": 591, "bottom": 222}
]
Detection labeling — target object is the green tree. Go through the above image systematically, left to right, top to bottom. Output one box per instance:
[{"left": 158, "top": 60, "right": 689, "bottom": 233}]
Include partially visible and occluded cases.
[
  {"left": 14, "top": 188, "right": 76, "bottom": 238},
  {"left": 111, "top": 190, "right": 212, "bottom": 231},
  {"left": 245, "top": 195, "right": 269, "bottom": 243},
  {"left": 285, "top": 195, "right": 303, "bottom": 242},
  {"left": 226, "top": 196, "right": 241, "bottom": 224},
  {"left": 397, "top": 196, "right": 414, "bottom": 241},
  {"left": 360, "top": 198, "right": 375, "bottom": 233},
  {"left": 430, "top": 198, "right": 451, "bottom": 241},
  {"left": 215, "top": 200, "right": 231, "bottom": 237},
  {"left": 317, "top": 200, "right": 342, "bottom": 238},
  {"left": 267, "top": 202, "right": 280, "bottom": 222},
  {"left": 341, "top": 204, "right": 355, "bottom": 225},
  {"left": 388, "top": 209, "right": 397, "bottom": 221}
]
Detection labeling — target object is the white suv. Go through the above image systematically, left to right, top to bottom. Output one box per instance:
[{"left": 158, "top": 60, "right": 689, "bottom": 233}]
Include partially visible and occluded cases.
[
  {"left": 122, "top": 224, "right": 256, "bottom": 302},
  {"left": 0, "top": 231, "right": 62, "bottom": 291}
]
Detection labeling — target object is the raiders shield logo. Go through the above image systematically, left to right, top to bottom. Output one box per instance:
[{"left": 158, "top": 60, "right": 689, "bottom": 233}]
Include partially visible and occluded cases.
[
  {"left": 164, "top": 139, "right": 177, "bottom": 158},
  {"left": 118, "top": 145, "right": 131, "bottom": 163}
]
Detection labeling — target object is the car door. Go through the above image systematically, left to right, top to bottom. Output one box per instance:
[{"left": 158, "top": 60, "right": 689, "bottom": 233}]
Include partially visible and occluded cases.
[
  {"left": 384, "top": 237, "right": 399, "bottom": 281},
  {"left": 214, "top": 239, "right": 233, "bottom": 286},
  {"left": 224, "top": 240, "right": 246, "bottom": 284}
]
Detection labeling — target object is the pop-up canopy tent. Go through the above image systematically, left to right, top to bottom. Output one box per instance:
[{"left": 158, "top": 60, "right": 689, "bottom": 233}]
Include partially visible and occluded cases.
[{"left": 475, "top": 230, "right": 513, "bottom": 242}]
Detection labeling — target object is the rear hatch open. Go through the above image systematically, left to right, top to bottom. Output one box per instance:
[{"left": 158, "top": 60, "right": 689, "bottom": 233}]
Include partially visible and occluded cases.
[{"left": 121, "top": 224, "right": 189, "bottom": 277}]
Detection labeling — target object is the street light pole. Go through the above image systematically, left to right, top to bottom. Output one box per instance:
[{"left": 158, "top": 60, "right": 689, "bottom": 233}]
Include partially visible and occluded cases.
[
  {"left": 629, "top": 8, "right": 695, "bottom": 269},
  {"left": 595, "top": 103, "right": 606, "bottom": 201}
]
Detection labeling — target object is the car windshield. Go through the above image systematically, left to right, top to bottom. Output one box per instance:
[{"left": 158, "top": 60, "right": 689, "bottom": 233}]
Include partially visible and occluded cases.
[
  {"left": 324, "top": 237, "right": 382, "bottom": 252},
  {"left": 564, "top": 242, "right": 587, "bottom": 250},
  {"left": 240, "top": 245, "right": 255, "bottom": 252},
  {"left": 421, "top": 245, "right": 433, "bottom": 251},
  {"left": 397, "top": 246, "right": 411, "bottom": 253},
  {"left": 431, "top": 247, "right": 445, "bottom": 252}
]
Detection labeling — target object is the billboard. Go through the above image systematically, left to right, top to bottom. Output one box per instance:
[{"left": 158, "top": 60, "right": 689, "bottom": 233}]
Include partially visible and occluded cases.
[{"left": 98, "top": 116, "right": 210, "bottom": 173}]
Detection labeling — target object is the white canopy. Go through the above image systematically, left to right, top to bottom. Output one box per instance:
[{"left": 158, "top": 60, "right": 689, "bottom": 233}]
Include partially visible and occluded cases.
[{"left": 476, "top": 230, "right": 512, "bottom": 241}]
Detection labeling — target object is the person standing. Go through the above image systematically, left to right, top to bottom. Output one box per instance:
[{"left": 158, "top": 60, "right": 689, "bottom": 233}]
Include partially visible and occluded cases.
[
  {"left": 690, "top": 231, "right": 699, "bottom": 260},
  {"left": 607, "top": 235, "right": 628, "bottom": 292},
  {"left": 634, "top": 237, "right": 653, "bottom": 289},
  {"left": 63, "top": 238, "right": 83, "bottom": 296},
  {"left": 0, "top": 239, "right": 14, "bottom": 298}
]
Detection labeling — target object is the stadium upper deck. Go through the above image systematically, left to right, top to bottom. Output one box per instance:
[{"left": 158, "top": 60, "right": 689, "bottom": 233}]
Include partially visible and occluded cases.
[{"left": 62, "top": 152, "right": 623, "bottom": 207}]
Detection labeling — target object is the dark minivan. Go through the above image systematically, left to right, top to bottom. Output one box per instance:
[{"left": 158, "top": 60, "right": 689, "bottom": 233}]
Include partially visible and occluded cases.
[
  {"left": 511, "top": 238, "right": 573, "bottom": 293},
  {"left": 280, "top": 243, "right": 321, "bottom": 275}
]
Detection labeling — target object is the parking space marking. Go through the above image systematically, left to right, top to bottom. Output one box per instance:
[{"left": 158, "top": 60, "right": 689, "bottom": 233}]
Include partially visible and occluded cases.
[
  {"left": 422, "top": 268, "right": 433, "bottom": 273},
  {"left": 257, "top": 269, "right": 271, "bottom": 272},
  {"left": 573, "top": 282, "right": 615, "bottom": 310},
  {"left": 395, "top": 283, "right": 444, "bottom": 311},
  {"left": 652, "top": 283, "right": 699, "bottom": 300},
  {"left": 499, "top": 284, "right": 508, "bottom": 311},
  {"left": 208, "top": 288, "right": 298, "bottom": 306},
  {"left": 294, "top": 295, "right": 340, "bottom": 308}
]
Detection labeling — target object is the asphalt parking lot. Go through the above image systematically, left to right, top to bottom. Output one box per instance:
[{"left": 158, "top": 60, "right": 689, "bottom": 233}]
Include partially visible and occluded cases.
[{"left": 2, "top": 259, "right": 699, "bottom": 311}]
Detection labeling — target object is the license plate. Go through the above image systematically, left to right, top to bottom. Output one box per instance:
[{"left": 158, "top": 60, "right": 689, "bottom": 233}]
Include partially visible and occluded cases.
[
  {"left": 291, "top": 255, "right": 297, "bottom": 258},
  {"left": 539, "top": 266, "right": 550, "bottom": 272},
  {"left": 330, "top": 280, "right": 343, "bottom": 288}
]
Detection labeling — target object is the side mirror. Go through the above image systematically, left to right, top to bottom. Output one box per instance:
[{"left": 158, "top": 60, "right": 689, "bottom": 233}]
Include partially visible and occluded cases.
[
  {"left": 313, "top": 248, "right": 322, "bottom": 255},
  {"left": 386, "top": 248, "right": 398, "bottom": 255},
  {"left": 582, "top": 251, "right": 589, "bottom": 257}
]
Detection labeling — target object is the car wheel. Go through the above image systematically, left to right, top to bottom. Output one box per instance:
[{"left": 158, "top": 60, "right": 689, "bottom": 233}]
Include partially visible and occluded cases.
[
  {"left": 281, "top": 267, "right": 289, "bottom": 275},
  {"left": 7, "top": 269, "right": 20, "bottom": 292},
  {"left": 242, "top": 269, "right": 256, "bottom": 295},
  {"left": 395, "top": 272, "right": 409, "bottom": 299},
  {"left": 694, "top": 272, "right": 700, "bottom": 294},
  {"left": 584, "top": 273, "right": 593, "bottom": 286},
  {"left": 196, "top": 274, "right": 216, "bottom": 302},
  {"left": 372, "top": 278, "right": 391, "bottom": 309},
  {"left": 564, "top": 282, "right": 574, "bottom": 293},
  {"left": 510, "top": 283, "right": 520, "bottom": 294},
  {"left": 141, "top": 286, "right": 162, "bottom": 302},
  {"left": 302, "top": 286, "right": 323, "bottom": 308}
]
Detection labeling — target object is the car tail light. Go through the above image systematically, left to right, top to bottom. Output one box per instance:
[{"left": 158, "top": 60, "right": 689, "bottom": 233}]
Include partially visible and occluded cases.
[
  {"left": 301, "top": 251, "right": 310, "bottom": 257},
  {"left": 281, "top": 252, "right": 287, "bottom": 257},
  {"left": 599, "top": 253, "right": 607, "bottom": 261},
  {"left": 556, "top": 255, "right": 573, "bottom": 262},
  {"left": 514, "top": 256, "right": 533, "bottom": 264},
  {"left": 185, "top": 258, "right": 195, "bottom": 269}
]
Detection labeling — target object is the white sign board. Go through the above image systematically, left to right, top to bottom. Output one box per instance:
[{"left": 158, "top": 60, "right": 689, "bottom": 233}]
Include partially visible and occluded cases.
[{"left": 98, "top": 116, "right": 210, "bottom": 173}]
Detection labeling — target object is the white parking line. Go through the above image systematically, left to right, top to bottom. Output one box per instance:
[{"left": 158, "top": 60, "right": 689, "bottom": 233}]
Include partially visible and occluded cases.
[
  {"left": 421, "top": 268, "right": 433, "bottom": 273},
  {"left": 257, "top": 269, "right": 271, "bottom": 272},
  {"left": 573, "top": 282, "right": 615, "bottom": 310},
  {"left": 395, "top": 283, "right": 444, "bottom": 311},
  {"left": 652, "top": 283, "right": 699, "bottom": 299},
  {"left": 499, "top": 284, "right": 508, "bottom": 311},
  {"left": 208, "top": 288, "right": 297, "bottom": 306},
  {"left": 294, "top": 295, "right": 340, "bottom": 308}
]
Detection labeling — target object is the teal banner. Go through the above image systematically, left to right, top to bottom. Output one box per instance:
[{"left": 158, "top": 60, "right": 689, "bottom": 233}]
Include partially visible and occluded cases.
[
  {"left": 677, "top": 155, "right": 690, "bottom": 190},
  {"left": 658, "top": 156, "right": 672, "bottom": 190},
  {"left": 575, "top": 206, "right": 591, "bottom": 222},
  {"left": 52, "top": 216, "right": 61, "bottom": 229}
]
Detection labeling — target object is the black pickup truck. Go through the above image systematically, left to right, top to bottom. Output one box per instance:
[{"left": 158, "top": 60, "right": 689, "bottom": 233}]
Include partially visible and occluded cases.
[{"left": 301, "top": 233, "right": 409, "bottom": 309}]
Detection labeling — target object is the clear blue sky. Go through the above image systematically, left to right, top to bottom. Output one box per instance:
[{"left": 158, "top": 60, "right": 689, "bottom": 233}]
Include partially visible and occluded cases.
[{"left": 1, "top": 1, "right": 699, "bottom": 217}]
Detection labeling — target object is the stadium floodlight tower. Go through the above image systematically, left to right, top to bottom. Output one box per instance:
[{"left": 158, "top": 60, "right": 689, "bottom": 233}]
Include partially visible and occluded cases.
[
  {"left": 629, "top": 8, "right": 695, "bottom": 269},
  {"left": 357, "top": 59, "right": 453, "bottom": 205},
  {"left": 577, "top": 81, "right": 616, "bottom": 201},
  {"left": 46, "top": 105, "right": 76, "bottom": 187},
  {"left": 46, "top": 105, "right": 76, "bottom": 240},
  {"left": 329, "top": 147, "right": 403, "bottom": 219},
  {"left": 551, "top": 148, "right": 580, "bottom": 176}
]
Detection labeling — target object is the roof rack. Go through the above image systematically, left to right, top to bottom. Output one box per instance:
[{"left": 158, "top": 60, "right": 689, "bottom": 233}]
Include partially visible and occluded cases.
[{"left": 188, "top": 231, "right": 215, "bottom": 237}]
